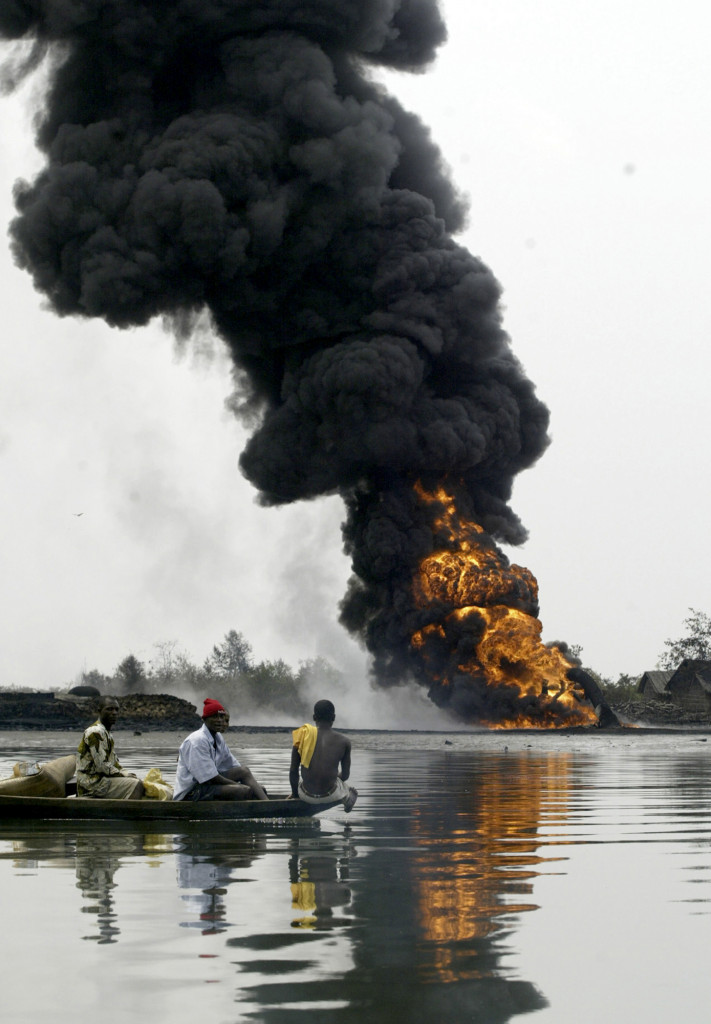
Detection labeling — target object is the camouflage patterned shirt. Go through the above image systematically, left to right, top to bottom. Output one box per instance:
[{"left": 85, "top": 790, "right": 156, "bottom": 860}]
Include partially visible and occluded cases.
[{"left": 76, "top": 720, "right": 127, "bottom": 796}]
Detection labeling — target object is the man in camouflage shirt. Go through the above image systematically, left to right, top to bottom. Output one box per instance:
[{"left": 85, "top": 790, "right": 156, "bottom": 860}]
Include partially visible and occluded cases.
[{"left": 76, "top": 696, "right": 144, "bottom": 799}]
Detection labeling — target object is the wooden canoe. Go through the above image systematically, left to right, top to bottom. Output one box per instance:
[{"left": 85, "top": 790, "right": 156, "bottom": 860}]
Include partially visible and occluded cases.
[
  {"left": 0, "top": 756, "right": 343, "bottom": 820},
  {"left": 0, "top": 792, "right": 342, "bottom": 821}
]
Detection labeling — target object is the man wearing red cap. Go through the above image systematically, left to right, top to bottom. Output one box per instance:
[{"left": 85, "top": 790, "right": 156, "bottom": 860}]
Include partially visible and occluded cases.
[{"left": 173, "top": 699, "right": 268, "bottom": 801}]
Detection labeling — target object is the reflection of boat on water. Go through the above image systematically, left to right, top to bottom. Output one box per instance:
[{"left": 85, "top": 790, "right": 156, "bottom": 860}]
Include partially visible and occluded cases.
[
  {"left": 0, "top": 756, "right": 341, "bottom": 820},
  {"left": 2, "top": 823, "right": 321, "bottom": 950},
  {"left": 3, "top": 828, "right": 168, "bottom": 945},
  {"left": 289, "top": 832, "right": 354, "bottom": 930}
]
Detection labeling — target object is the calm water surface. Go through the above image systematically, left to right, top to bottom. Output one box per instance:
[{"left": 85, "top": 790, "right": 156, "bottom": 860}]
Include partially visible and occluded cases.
[{"left": 1, "top": 732, "right": 711, "bottom": 1023}]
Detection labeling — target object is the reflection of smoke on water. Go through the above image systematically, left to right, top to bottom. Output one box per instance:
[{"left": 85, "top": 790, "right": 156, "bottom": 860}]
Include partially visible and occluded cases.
[{"left": 336, "top": 754, "right": 557, "bottom": 1022}]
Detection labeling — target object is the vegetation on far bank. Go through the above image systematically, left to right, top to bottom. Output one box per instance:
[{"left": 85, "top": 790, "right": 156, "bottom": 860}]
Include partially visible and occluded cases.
[
  {"left": 5, "top": 609, "right": 711, "bottom": 718},
  {"left": 9, "top": 630, "right": 344, "bottom": 722},
  {"left": 91, "top": 631, "right": 343, "bottom": 720}
]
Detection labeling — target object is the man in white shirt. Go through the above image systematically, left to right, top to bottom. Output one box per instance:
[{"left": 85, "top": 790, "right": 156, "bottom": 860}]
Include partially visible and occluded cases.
[{"left": 173, "top": 698, "right": 268, "bottom": 801}]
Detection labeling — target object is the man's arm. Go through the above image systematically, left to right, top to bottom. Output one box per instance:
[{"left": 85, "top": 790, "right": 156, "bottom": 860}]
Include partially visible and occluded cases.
[
  {"left": 339, "top": 738, "right": 352, "bottom": 782},
  {"left": 290, "top": 746, "right": 301, "bottom": 797},
  {"left": 203, "top": 773, "right": 236, "bottom": 786}
]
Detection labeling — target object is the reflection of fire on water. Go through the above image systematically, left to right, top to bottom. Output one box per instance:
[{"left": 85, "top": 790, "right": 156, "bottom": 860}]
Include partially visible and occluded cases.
[
  {"left": 411, "top": 483, "right": 598, "bottom": 729},
  {"left": 412, "top": 753, "right": 571, "bottom": 986}
]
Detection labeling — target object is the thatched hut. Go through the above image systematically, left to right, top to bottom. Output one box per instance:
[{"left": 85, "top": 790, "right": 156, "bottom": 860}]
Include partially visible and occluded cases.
[
  {"left": 666, "top": 660, "right": 711, "bottom": 716},
  {"left": 637, "top": 670, "right": 673, "bottom": 700}
]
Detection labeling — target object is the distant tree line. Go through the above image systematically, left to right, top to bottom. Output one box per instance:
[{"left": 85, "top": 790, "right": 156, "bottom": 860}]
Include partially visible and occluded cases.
[
  {"left": 70, "top": 608, "right": 711, "bottom": 714},
  {"left": 75, "top": 629, "right": 343, "bottom": 719}
]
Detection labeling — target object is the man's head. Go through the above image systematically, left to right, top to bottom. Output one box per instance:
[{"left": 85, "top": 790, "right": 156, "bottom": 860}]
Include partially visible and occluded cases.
[
  {"left": 98, "top": 696, "right": 119, "bottom": 729},
  {"left": 202, "top": 698, "right": 229, "bottom": 734},
  {"left": 313, "top": 699, "right": 335, "bottom": 725}
]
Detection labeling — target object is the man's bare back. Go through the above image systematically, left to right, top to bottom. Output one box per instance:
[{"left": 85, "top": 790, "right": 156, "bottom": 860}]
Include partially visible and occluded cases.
[
  {"left": 290, "top": 700, "right": 358, "bottom": 811},
  {"left": 300, "top": 725, "right": 351, "bottom": 795}
]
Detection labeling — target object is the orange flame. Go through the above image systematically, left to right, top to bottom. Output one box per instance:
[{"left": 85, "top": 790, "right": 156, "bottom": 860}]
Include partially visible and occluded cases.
[{"left": 411, "top": 483, "right": 596, "bottom": 729}]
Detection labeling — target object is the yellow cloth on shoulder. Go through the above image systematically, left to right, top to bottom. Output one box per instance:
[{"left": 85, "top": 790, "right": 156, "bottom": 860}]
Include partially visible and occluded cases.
[{"left": 292, "top": 724, "right": 318, "bottom": 768}]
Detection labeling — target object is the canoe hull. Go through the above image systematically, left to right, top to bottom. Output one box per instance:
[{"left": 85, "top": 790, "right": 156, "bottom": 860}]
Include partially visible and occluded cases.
[{"left": 0, "top": 793, "right": 341, "bottom": 821}]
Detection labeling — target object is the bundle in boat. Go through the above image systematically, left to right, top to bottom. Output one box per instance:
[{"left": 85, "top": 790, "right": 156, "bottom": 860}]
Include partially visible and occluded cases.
[{"left": 0, "top": 755, "right": 76, "bottom": 797}]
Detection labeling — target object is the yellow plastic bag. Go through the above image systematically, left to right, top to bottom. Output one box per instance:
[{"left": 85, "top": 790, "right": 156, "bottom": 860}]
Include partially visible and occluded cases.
[{"left": 142, "top": 768, "right": 173, "bottom": 801}]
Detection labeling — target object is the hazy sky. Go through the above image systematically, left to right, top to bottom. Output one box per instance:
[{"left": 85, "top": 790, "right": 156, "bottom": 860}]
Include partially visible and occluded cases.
[{"left": 1, "top": 1, "right": 709, "bottom": 705}]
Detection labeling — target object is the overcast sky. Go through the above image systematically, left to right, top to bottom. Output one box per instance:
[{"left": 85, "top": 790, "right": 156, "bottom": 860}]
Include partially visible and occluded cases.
[{"left": 1, "top": 1, "right": 709, "bottom": 711}]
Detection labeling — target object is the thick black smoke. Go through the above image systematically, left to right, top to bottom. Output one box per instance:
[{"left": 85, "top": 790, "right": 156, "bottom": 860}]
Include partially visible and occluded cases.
[{"left": 0, "top": 1, "right": 551, "bottom": 713}]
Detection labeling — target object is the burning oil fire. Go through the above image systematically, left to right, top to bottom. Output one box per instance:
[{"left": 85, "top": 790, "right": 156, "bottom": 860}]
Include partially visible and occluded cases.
[
  {"left": 0, "top": 2, "right": 607, "bottom": 728},
  {"left": 410, "top": 483, "right": 597, "bottom": 729}
]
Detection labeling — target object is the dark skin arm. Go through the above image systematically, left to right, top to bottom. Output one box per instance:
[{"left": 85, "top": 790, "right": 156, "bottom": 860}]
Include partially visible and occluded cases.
[
  {"left": 339, "top": 745, "right": 351, "bottom": 782},
  {"left": 290, "top": 747, "right": 301, "bottom": 799},
  {"left": 200, "top": 766, "right": 267, "bottom": 800},
  {"left": 205, "top": 773, "right": 236, "bottom": 786}
]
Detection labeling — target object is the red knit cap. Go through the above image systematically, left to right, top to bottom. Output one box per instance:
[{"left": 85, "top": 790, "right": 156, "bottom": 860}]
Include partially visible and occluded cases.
[{"left": 202, "top": 698, "right": 227, "bottom": 718}]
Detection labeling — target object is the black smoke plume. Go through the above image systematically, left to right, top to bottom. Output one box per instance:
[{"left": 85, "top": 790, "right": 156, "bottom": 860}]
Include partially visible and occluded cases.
[{"left": 0, "top": 1, "right": 554, "bottom": 720}]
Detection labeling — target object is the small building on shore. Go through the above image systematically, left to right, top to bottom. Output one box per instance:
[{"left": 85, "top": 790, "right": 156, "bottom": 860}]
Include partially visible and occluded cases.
[
  {"left": 665, "top": 660, "right": 711, "bottom": 716},
  {"left": 637, "top": 670, "right": 674, "bottom": 700}
]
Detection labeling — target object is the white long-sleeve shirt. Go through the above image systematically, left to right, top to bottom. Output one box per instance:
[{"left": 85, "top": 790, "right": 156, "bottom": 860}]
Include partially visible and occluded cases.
[{"left": 173, "top": 723, "right": 241, "bottom": 800}]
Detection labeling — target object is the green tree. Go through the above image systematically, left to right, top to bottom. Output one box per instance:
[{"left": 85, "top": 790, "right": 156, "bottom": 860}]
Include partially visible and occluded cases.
[
  {"left": 659, "top": 609, "right": 711, "bottom": 669},
  {"left": 207, "top": 630, "right": 253, "bottom": 676},
  {"left": 146, "top": 640, "right": 207, "bottom": 693},
  {"left": 149, "top": 640, "right": 180, "bottom": 685},
  {"left": 171, "top": 651, "right": 208, "bottom": 691},
  {"left": 115, "top": 654, "right": 147, "bottom": 692},
  {"left": 296, "top": 656, "right": 344, "bottom": 693},
  {"left": 245, "top": 658, "right": 301, "bottom": 711},
  {"left": 81, "top": 669, "right": 111, "bottom": 690},
  {"left": 602, "top": 673, "right": 639, "bottom": 703}
]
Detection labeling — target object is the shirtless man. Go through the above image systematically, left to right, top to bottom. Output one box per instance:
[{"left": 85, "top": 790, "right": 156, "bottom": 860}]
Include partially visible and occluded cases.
[{"left": 290, "top": 699, "right": 358, "bottom": 811}]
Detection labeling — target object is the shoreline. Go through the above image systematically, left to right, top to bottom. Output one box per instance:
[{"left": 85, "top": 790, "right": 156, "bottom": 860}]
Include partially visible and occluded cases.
[
  {"left": 2, "top": 692, "right": 710, "bottom": 750},
  {"left": 2, "top": 725, "right": 711, "bottom": 757}
]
